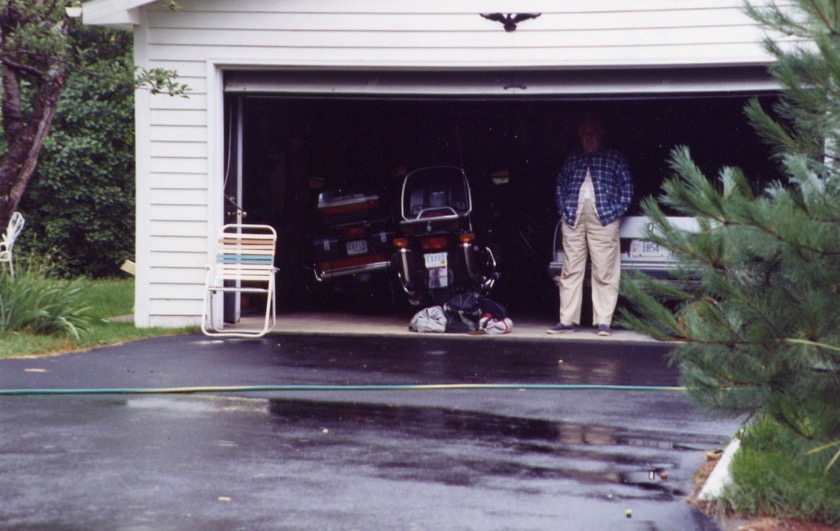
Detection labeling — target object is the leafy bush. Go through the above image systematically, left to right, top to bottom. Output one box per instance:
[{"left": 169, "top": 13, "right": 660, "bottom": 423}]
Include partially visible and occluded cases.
[
  {"left": 18, "top": 25, "right": 136, "bottom": 278},
  {"left": 0, "top": 255, "right": 92, "bottom": 338}
]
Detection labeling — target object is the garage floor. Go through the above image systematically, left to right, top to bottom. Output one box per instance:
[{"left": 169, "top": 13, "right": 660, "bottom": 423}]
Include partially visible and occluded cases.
[{"left": 230, "top": 311, "right": 665, "bottom": 343}]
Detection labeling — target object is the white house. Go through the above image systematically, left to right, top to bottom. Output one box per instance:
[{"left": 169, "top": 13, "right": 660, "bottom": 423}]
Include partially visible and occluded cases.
[{"left": 82, "top": 0, "right": 779, "bottom": 328}]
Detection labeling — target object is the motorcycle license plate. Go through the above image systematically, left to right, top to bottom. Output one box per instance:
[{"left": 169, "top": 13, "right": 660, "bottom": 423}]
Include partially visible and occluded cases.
[
  {"left": 346, "top": 239, "right": 368, "bottom": 256},
  {"left": 629, "top": 239, "right": 670, "bottom": 258},
  {"left": 424, "top": 252, "right": 448, "bottom": 268},
  {"left": 424, "top": 252, "right": 448, "bottom": 288}
]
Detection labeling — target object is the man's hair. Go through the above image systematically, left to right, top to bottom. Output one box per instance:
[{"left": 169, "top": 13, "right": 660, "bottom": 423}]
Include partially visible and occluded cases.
[{"left": 578, "top": 119, "right": 604, "bottom": 136}]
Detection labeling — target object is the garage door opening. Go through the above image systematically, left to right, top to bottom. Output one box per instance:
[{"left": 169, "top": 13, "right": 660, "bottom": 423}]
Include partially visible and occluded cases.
[{"left": 222, "top": 89, "right": 782, "bottom": 320}]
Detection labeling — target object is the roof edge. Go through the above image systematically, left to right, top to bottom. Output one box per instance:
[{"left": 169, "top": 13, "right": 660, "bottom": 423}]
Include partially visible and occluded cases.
[{"left": 82, "top": 0, "right": 158, "bottom": 27}]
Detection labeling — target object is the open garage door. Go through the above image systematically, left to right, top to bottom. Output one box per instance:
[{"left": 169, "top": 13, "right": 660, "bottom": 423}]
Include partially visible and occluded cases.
[
  {"left": 225, "top": 67, "right": 778, "bottom": 98},
  {"left": 222, "top": 68, "right": 781, "bottom": 319}
]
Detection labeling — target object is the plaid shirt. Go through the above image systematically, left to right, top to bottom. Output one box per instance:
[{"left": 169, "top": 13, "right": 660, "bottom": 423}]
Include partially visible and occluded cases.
[{"left": 555, "top": 146, "right": 633, "bottom": 227}]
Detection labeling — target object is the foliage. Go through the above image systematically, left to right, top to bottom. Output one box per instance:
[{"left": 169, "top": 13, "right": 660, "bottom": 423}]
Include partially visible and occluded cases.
[
  {"left": 0, "top": 0, "right": 188, "bottom": 237},
  {"left": 0, "top": 0, "right": 71, "bottom": 226},
  {"left": 619, "top": 0, "right": 840, "bottom": 465},
  {"left": 17, "top": 25, "right": 136, "bottom": 277},
  {"left": 0, "top": 253, "right": 91, "bottom": 338},
  {"left": 0, "top": 274, "right": 193, "bottom": 358},
  {"left": 711, "top": 416, "right": 840, "bottom": 524}
]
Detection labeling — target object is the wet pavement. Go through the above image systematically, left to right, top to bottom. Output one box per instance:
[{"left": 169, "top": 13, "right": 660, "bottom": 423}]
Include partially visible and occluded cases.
[{"left": 0, "top": 333, "right": 736, "bottom": 530}]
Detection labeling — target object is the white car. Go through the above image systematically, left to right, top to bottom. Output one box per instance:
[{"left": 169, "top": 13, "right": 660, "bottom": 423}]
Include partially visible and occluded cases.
[{"left": 548, "top": 216, "right": 700, "bottom": 284}]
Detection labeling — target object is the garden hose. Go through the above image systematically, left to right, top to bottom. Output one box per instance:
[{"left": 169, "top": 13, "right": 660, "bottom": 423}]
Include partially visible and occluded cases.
[{"left": 0, "top": 383, "right": 686, "bottom": 396}]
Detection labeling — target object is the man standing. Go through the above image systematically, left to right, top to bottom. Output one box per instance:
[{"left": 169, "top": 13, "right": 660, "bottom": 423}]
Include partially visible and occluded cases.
[{"left": 548, "top": 119, "right": 633, "bottom": 336}]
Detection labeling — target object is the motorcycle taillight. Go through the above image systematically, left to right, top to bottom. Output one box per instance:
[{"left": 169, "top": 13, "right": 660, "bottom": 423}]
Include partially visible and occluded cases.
[
  {"left": 343, "top": 226, "right": 366, "bottom": 240},
  {"left": 421, "top": 236, "right": 448, "bottom": 251}
]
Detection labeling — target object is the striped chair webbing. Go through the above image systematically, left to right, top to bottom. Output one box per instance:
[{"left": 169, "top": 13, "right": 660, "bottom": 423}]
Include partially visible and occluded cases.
[
  {"left": 213, "top": 233, "right": 276, "bottom": 282},
  {"left": 214, "top": 264, "right": 275, "bottom": 283}
]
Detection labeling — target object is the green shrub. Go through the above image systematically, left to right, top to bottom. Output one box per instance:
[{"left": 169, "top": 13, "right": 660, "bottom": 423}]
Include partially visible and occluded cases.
[
  {"left": 16, "top": 25, "right": 136, "bottom": 278},
  {"left": 0, "top": 255, "right": 92, "bottom": 338}
]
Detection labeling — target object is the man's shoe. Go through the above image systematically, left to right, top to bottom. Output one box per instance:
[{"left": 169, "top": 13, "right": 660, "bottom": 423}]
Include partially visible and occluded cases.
[
  {"left": 546, "top": 322, "right": 575, "bottom": 334},
  {"left": 597, "top": 324, "right": 611, "bottom": 337}
]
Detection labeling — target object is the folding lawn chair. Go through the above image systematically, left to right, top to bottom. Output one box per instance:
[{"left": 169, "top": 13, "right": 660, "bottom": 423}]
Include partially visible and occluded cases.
[
  {"left": 0, "top": 212, "right": 25, "bottom": 277},
  {"left": 201, "top": 224, "right": 278, "bottom": 338}
]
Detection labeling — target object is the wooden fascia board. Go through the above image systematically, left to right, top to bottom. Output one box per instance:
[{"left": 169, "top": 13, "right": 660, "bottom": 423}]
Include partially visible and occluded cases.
[{"left": 82, "top": 0, "right": 158, "bottom": 27}]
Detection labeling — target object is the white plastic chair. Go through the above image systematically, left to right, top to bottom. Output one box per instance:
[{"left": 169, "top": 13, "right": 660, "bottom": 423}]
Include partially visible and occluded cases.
[
  {"left": 0, "top": 212, "right": 25, "bottom": 277},
  {"left": 201, "top": 224, "right": 278, "bottom": 338}
]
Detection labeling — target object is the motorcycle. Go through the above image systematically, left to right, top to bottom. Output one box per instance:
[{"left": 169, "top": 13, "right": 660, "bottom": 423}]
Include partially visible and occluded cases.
[
  {"left": 391, "top": 165, "right": 498, "bottom": 306},
  {"left": 312, "top": 187, "right": 395, "bottom": 284}
]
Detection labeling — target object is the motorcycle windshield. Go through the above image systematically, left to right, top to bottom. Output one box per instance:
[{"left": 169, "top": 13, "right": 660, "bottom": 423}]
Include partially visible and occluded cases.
[{"left": 401, "top": 166, "right": 472, "bottom": 221}]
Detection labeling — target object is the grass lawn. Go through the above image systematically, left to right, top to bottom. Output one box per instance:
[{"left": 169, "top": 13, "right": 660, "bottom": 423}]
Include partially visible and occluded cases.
[
  {"left": 0, "top": 277, "right": 194, "bottom": 358},
  {"left": 700, "top": 417, "right": 840, "bottom": 528},
  {"left": 729, "top": 420, "right": 839, "bottom": 525}
]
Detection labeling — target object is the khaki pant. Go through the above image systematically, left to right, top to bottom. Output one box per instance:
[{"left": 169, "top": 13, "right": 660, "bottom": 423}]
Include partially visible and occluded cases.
[{"left": 558, "top": 201, "right": 621, "bottom": 326}]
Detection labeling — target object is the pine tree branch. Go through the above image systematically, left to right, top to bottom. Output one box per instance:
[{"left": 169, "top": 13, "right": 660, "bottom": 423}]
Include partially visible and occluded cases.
[
  {"left": 804, "top": 0, "right": 839, "bottom": 34},
  {"left": 709, "top": 214, "right": 839, "bottom": 258},
  {"left": 671, "top": 335, "right": 768, "bottom": 348},
  {"left": 786, "top": 338, "right": 840, "bottom": 354},
  {"left": 805, "top": 440, "right": 840, "bottom": 472}
]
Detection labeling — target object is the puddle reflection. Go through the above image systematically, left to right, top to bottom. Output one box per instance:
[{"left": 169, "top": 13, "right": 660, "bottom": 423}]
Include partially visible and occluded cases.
[{"left": 268, "top": 398, "right": 716, "bottom": 498}]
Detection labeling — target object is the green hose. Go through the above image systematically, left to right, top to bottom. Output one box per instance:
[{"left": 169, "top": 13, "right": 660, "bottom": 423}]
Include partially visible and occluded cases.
[{"left": 0, "top": 383, "right": 686, "bottom": 396}]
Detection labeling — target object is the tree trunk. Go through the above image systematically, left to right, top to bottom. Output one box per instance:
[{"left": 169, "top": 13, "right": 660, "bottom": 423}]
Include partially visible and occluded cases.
[
  {"left": 0, "top": 4, "right": 69, "bottom": 230},
  {"left": 0, "top": 70, "right": 65, "bottom": 230}
]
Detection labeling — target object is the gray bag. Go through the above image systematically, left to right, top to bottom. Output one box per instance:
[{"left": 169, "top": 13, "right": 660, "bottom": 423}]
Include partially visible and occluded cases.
[{"left": 408, "top": 306, "right": 447, "bottom": 333}]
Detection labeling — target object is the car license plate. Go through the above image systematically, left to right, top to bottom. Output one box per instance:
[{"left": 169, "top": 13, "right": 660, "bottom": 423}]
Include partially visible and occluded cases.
[
  {"left": 629, "top": 239, "right": 670, "bottom": 258},
  {"left": 346, "top": 240, "right": 368, "bottom": 256},
  {"left": 424, "top": 252, "right": 448, "bottom": 268}
]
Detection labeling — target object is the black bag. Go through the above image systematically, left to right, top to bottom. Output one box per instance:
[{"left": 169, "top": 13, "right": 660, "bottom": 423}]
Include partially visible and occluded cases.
[
  {"left": 444, "top": 293, "right": 481, "bottom": 332},
  {"left": 477, "top": 297, "right": 507, "bottom": 320},
  {"left": 445, "top": 315, "right": 473, "bottom": 333}
]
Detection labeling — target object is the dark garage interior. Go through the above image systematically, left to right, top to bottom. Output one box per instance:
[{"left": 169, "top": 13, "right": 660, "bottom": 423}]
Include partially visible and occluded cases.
[{"left": 223, "top": 91, "right": 782, "bottom": 321}]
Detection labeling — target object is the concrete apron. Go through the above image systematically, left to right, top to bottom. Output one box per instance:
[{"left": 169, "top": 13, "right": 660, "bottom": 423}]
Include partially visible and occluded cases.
[{"left": 229, "top": 312, "right": 670, "bottom": 343}]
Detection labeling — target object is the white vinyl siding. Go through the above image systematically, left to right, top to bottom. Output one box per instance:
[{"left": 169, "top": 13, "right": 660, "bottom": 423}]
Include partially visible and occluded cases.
[
  {"left": 85, "top": 0, "right": 776, "bottom": 327},
  {"left": 137, "top": 0, "right": 772, "bottom": 68}
]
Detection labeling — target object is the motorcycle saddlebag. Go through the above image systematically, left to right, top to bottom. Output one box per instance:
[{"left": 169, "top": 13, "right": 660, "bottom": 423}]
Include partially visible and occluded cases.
[{"left": 317, "top": 191, "right": 382, "bottom": 227}]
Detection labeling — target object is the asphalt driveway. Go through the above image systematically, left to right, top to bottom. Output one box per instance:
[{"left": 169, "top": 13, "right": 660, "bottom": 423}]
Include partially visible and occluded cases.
[{"left": 0, "top": 334, "right": 736, "bottom": 530}]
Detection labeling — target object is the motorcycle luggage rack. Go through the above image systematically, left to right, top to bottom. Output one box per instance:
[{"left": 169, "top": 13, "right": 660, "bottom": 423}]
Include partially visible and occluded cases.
[{"left": 398, "top": 215, "right": 469, "bottom": 236}]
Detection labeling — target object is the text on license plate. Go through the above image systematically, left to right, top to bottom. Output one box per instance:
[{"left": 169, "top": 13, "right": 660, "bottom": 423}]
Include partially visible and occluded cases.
[
  {"left": 629, "top": 239, "right": 670, "bottom": 258},
  {"left": 346, "top": 240, "right": 368, "bottom": 256},
  {"left": 424, "top": 252, "right": 448, "bottom": 268}
]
